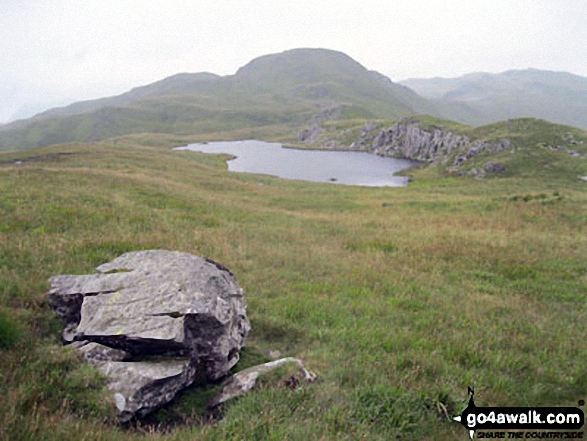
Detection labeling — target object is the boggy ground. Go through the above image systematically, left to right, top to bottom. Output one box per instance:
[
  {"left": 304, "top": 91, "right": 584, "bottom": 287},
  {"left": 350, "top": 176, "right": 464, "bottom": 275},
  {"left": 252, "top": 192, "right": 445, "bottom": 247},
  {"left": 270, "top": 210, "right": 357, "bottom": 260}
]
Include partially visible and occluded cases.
[{"left": 0, "top": 132, "right": 585, "bottom": 440}]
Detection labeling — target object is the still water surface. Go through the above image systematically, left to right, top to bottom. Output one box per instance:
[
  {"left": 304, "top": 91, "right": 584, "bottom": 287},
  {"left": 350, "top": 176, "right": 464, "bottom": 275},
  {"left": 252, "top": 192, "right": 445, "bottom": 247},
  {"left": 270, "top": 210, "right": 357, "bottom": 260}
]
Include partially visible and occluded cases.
[{"left": 174, "top": 140, "right": 414, "bottom": 187}]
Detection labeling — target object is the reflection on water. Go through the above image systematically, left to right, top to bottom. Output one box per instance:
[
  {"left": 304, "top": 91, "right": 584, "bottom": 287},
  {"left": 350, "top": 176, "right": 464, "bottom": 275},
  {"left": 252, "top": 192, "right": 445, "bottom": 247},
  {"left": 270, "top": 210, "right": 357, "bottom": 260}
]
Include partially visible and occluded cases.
[{"left": 174, "top": 140, "right": 414, "bottom": 187}]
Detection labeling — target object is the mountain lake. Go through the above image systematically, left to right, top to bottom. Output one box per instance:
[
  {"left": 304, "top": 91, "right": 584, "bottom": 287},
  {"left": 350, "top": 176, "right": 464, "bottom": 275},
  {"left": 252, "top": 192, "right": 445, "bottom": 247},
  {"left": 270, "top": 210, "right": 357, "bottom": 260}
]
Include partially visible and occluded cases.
[{"left": 174, "top": 140, "right": 415, "bottom": 187}]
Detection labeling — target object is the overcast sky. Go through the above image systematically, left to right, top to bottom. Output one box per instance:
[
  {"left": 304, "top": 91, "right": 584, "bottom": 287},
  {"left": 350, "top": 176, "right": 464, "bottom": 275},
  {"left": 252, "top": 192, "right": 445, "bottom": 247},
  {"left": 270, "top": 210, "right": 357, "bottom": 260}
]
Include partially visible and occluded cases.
[{"left": 1, "top": 0, "right": 586, "bottom": 123}]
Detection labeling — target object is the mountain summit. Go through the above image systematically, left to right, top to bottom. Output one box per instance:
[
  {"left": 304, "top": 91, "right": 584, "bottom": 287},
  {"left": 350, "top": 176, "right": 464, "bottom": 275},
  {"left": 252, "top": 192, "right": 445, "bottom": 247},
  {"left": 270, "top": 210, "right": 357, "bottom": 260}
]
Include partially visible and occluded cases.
[
  {"left": 0, "top": 48, "right": 434, "bottom": 151},
  {"left": 2, "top": 49, "right": 587, "bottom": 151}
]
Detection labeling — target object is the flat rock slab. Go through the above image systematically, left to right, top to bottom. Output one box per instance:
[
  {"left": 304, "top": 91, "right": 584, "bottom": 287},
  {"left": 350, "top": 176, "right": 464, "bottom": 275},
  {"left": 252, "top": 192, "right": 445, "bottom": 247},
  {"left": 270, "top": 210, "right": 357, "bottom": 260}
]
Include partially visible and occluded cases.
[{"left": 48, "top": 250, "right": 251, "bottom": 421}]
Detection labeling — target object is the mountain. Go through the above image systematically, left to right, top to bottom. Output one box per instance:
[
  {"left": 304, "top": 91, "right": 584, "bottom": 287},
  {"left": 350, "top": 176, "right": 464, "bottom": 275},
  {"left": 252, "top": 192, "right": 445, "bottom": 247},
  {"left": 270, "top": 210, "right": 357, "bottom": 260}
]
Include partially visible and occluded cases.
[
  {"left": 0, "top": 48, "right": 437, "bottom": 151},
  {"left": 5, "top": 50, "right": 587, "bottom": 152},
  {"left": 401, "top": 69, "right": 587, "bottom": 129},
  {"left": 35, "top": 72, "right": 223, "bottom": 119}
]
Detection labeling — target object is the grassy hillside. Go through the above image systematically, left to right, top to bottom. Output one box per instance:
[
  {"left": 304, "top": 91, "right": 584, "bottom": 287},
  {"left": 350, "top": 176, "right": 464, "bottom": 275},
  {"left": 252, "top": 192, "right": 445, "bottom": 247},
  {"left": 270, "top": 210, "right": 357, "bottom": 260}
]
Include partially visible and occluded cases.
[
  {"left": 0, "top": 49, "right": 438, "bottom": 152},
  {"left": 401, "top": 69, "right": 587, "bottom": 129},
  {"left": 1, "top": 125, "right": 585, "bottom": 439}
]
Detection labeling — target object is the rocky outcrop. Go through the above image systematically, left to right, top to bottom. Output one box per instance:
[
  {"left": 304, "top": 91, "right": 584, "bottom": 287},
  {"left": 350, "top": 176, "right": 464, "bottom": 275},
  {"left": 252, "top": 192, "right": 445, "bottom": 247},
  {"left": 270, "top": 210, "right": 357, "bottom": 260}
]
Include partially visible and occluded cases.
[
  {"left": 298, "top": 103, "right": 342, "bottom": 144},
  {"left": 351, "top": 118, "right": 512, "bottom": 166},
  {"left": 298, "top": 126, "right": 324, "bottom": 143},
  {"left": 562, "top": 134, "right": 584, "bottom": 146},
  {"left": 540, "top": 142, "right": 582, "bottom": 157},
  {"left": 49, "top": 250, "right": 250, "bottom": 422}
]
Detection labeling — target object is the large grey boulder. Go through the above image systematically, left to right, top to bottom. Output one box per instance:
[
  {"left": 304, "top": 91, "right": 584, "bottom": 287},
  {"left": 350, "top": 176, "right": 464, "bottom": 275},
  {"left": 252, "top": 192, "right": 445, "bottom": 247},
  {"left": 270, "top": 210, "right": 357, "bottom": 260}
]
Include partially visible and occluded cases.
[{"left": 48, "top": 250, "right": 250, "bottom": 421}]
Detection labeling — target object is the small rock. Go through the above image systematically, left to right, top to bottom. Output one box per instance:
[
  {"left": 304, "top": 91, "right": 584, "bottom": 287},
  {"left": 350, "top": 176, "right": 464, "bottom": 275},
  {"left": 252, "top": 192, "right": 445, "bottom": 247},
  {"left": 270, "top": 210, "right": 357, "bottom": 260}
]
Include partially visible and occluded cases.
[
  {"left": 323, "top": 140, "right": 341, "bottom": 149},
  {"left": 484, "top": 162, "right": 505, "bottom": 173},
  {"left": 467, "top": 167, "right": 486, "bottom": 178},
  {"left": 268, "top": 350, "right": 282, "bottom": 360},
  {"left": 208, "top": 357, "right": 317, "bottom": 408}
]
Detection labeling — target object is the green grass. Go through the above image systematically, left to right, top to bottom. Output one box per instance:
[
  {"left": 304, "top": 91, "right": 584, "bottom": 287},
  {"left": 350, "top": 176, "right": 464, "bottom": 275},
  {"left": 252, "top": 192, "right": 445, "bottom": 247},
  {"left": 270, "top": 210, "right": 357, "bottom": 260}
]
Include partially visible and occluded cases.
[
  {"left": 0, "top": 133, "right": 585, "bottom": 440},
  {"left": 0, "top": 310, "right": 22, "bottom": 348}
]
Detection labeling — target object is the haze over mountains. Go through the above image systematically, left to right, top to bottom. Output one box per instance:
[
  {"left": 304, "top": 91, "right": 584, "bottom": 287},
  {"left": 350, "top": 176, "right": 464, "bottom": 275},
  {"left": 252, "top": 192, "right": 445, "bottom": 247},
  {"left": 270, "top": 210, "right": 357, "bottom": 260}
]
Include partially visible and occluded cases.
[
  {"left": 1, "top": 48, "right": 586, "bottom": 151},
  {"left": 0, "top": 49, "right": 435, "bottom": 150},
  {"left": 37, "top": 49, "right": 434, "bottom": 122},
  {"left": 401, "top": 69, "right": 587, "bottom": 129}
]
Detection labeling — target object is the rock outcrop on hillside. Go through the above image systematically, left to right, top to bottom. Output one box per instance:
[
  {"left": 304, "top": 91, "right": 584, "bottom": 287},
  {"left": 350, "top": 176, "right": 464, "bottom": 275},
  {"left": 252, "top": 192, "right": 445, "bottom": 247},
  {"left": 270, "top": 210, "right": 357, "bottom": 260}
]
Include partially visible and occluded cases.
[
  {"left": 298, "top": 103, "right": 342, "bottom": 143},
  {"left": 351, "top": 118, "right": 512, "bottom": 165},
  {"left": 48, "top": 250, "right": 250, "bottom": 422}
]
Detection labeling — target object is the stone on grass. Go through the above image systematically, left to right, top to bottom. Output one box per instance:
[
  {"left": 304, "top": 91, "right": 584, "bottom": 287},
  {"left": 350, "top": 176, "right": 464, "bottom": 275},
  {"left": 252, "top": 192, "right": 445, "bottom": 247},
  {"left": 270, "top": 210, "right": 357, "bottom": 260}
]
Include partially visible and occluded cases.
[
  {"left": 484, "top": 162, "right": 505, "bottom": 173},
  {"left": 48, "top": 250, "right": 250, "bottom": 422},
  {"left": 209, "top": 357, "right": 317, "bottom": 408}
]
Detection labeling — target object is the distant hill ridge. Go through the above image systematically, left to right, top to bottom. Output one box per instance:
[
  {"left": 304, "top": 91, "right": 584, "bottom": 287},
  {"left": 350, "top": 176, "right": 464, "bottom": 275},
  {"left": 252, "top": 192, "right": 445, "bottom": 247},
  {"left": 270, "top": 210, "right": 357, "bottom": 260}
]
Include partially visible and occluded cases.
[
  {"left": 1, "top": 48, "right": 587, "bottom": 151},
  {"left": 400, "top": 69, "right": 587, "bottom": 129},
  {"left": 36, "top": 72, "right": 223, "bottom": 119}
]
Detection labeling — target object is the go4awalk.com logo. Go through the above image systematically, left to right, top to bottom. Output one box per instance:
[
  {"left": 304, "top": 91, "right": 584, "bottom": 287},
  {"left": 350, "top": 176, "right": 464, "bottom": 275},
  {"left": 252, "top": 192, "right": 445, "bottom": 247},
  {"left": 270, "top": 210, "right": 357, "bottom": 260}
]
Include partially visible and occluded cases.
[{"left": 453, "top": 388, "right": 585, "bottom": 439}]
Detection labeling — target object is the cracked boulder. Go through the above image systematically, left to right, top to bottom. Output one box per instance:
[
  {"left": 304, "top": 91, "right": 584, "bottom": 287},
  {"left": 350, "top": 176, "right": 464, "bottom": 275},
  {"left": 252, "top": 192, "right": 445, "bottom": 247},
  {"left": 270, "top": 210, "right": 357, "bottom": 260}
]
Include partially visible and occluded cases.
[{"left": 48, "top": 250, "right": 250, "bottom": 421}]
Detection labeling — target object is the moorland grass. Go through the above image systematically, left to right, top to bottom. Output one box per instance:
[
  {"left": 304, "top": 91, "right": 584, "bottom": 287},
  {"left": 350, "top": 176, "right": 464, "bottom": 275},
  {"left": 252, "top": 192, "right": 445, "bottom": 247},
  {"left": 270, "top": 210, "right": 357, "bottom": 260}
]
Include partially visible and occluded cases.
[{"left": 0, "top": 133, "right": 585, "bottom": 440}]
